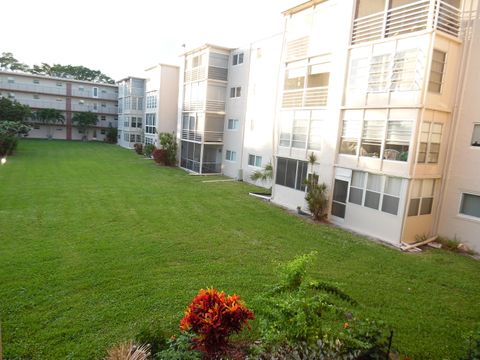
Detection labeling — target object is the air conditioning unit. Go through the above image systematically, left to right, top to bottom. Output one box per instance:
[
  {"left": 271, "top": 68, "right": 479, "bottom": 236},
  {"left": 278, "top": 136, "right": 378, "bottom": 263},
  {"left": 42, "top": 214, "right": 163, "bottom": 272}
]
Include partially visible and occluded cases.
[{"left": 237, "top": 168, "right": 243, "bottom": 181}]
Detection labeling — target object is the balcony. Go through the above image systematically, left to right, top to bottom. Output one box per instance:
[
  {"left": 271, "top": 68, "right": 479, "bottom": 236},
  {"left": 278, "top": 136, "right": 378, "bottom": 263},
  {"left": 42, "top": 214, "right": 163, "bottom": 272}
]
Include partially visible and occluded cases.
[
  {"left": 351, "top": 0, "right": 461, "bottom": 45},
  {"left": 184, "top": 67, "right": 206, "bottom": 82},
  {"left": 0, "top": 81, "right": 66, "bottom": 96},
  {"left": 282, "top": 86, "right": 328, "bottom": 108},
  {"left": 18, "top": 98, "right": 66, "bottom": 111},
  {"left": 183, "top": 100, "right": 225, "bottom": 113},
  {"left": 181, "top": 129, "right": 223, "bottom": 143}
]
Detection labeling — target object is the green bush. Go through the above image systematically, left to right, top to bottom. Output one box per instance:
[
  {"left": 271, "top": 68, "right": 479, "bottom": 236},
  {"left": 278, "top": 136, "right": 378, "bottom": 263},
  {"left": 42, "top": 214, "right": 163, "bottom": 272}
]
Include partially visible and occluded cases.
[
  {"left": 105, "top": 125, "right": 117, "bottom": 144},
  {"left": 159, "top": 133, "right": 177, "bottom": 166},
  {"left": 134, "top": 143, "right": 143, "bottom": 155},
  {"left": 144, "top": 144, "right": 156, "bottom": 158},
  {"left": 254, "top": 252, "right": 391, "bottom": 358},
  {"left": 462, "top": 327, "right": 480, "bottom": 360},
  {"left": 155, "top": 333, "right": 202, "bottom": 360}
]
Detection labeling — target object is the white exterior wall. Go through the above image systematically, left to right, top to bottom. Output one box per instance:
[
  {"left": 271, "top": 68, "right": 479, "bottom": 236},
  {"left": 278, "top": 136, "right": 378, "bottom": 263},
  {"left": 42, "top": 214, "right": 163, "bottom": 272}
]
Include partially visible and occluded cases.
[
  {"left": 272, "top": 0, "right": 355, "bottom": 210},
  {"left": 438, "top": 5, "right": 480, "bottom": 252},
  {"left": 242, "top": 35, "right": 283, "bottom": 188},
  {"left": 223, "top": 47, "right": 250, "bottom": 179}
]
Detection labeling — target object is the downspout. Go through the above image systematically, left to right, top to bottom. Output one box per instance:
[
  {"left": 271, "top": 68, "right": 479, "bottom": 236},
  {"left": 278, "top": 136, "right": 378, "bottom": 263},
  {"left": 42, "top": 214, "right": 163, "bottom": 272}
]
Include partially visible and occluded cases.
[
  {"left": 433, "top": 0, "right": 477, "bottom": 235},
  {"left": 238, "top": 44, "right": 252, "bottom": 181}
]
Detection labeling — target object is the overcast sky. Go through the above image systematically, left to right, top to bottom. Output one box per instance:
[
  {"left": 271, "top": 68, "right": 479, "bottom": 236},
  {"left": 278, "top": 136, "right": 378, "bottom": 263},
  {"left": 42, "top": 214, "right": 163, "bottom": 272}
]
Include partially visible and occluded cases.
[{"left": 2, "top": 0, "right": 297, "bottom": 80}]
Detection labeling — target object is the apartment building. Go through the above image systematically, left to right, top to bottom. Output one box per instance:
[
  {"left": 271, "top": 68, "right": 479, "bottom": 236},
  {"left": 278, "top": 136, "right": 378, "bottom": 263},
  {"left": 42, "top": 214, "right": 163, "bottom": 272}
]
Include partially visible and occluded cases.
[
  {"left": 270, "top": 0, "right": 480, "bottom": 251},
  {"left": 178, "top": 37, "right": 282, "bottom": 185},
  {"left": 178, "top": 44, "right": 231, "bottom": 174},
  {"left": 144, "top": 64, "right": 180, "bottom": 148},
  {"left": 0, "top": 71, "right": 118, "bottom": 141},
  {"left": 117, "top": 77, "right": 146, "bottom": 148}
]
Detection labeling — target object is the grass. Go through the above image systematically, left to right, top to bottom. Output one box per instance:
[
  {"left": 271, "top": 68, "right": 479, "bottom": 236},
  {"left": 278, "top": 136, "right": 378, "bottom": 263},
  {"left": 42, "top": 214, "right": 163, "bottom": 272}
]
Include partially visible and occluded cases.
[{"left": 0, "top": 139, "right": 479, "bottom": 359}]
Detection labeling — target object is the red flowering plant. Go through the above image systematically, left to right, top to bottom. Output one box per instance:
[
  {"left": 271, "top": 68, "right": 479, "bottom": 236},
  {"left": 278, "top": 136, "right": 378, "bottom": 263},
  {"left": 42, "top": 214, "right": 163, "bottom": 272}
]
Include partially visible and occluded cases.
[{"left": 179, "top": 288, "right": 254, "bottom": 355}]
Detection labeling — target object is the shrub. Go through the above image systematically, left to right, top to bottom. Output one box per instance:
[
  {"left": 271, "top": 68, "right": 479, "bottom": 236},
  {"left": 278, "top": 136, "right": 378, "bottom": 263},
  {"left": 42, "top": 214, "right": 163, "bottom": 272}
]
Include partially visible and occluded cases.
[
  {"left": 0, "top": 121, "right": 30, "bottom": 156},
  {"left": 105, "top": 125, "right": 118, "bottom": 144},
  {"left": 159, "top": 132, "right": 178, "bottom": 166},
  {"left": 133, "top": 143, "right": 143, "bottom": 155},
  {"left": 144, "top": 144, "right": 156, "bottom": 158},
  {"left": 152, "top": 148, "right": 167, "bottom": 164},
  {"left": 304, "top": 153, "right": 328, "bottom": 221},
  {"left": 254, "top": 252, "right": 391, "bottom": 358},
  {"left": 179, "top": 288, "right": 254, "bottom": 355},
  {"left": 135, "top": 321, "right": 168, "bottom": 357},
  {"left": 462, "top": 326, "right": 480, "bottom": 360},
  {"left": 156, "top": 333, "right": 202, "bottom": 360},
  {"left": 105, "top": 341, "right": 150, "bottom": 360}
]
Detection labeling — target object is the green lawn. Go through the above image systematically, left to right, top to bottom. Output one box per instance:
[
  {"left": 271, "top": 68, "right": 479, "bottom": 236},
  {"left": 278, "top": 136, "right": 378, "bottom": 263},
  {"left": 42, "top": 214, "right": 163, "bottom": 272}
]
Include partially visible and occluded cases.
[{"left": 0, "top": 139, "right": 479, "bottom": 359}]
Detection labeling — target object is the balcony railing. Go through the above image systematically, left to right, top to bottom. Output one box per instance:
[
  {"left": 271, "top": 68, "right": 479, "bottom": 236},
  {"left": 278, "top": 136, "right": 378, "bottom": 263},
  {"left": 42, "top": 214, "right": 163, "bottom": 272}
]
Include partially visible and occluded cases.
[
  {"left": 351, "top": 0, "right": 461, "bottom": 45},
  {"left": 184, "top": 67, "right": 206, "bottom": 82},
  {"left": 0, "top": 82, "right": 66, "bottom": 95},
  {"left": 282, "top": 86, "right": 328, "bottom": 108},
  {"left": 183, "top": 100, "right": 225, "bottom": 113},
  {"left": 183, "top": 100, "right": 204, "bottom": 111},
  {"left": 181, "top": 129, "right": 223, "bottom": 143}
]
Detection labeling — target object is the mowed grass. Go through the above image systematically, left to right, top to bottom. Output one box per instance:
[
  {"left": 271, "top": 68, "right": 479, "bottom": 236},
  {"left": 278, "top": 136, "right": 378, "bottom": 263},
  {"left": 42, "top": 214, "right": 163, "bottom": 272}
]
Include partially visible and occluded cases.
[{"left": 0, "top": 139, "right": 479, "bottom": 359}]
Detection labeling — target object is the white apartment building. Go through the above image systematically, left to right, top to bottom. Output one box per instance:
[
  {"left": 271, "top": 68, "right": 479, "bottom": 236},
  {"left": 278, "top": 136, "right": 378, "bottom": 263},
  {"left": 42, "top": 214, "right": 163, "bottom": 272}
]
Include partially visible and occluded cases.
[
  {"left": 270, "top": 0, "right": 480, "bottom": 251},
  {"left": 178, "top": 37, "right": 282, "bottom": 186},
  {"left": 144, "top": 64, "right": 180, "bottom": 148},
  {"left": 0, "top": 71, "right": 118, "bottom": 141},
  {"left": 117, "top": 77, "right": 146, "bottom": 148}
]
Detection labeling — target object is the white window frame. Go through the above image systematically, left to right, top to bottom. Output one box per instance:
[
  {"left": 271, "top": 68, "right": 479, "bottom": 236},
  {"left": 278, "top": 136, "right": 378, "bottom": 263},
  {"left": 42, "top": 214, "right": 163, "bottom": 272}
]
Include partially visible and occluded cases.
[
  {"left": 93, "top": 87, "right": 99, "bottom": 97},
  {"left": 227, "top": 118, "right": 239, "bottom": 130},
  {"left": 471, "top": 123, "right": 480, "bottom": 147},
  {"left": 225, "top": 150, "right": 236, "bottom": 162},
  {"left": 248, "top": 154, "right": 262, "bottom": 168},
  {"left": 459, "top": 192, "right": 480, "bottom": 220}
]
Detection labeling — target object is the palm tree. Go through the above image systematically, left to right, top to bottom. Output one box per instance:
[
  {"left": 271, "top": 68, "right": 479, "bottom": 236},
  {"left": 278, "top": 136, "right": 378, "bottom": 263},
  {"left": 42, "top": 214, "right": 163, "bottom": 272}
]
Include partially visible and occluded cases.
[
  {"left": 35, "top": 108, "right": 64, "bottom": 139},
  {"left": 72, "top": 112, "right": 98, "bottom": 141},
  {"left": 304, "top": 152, "right": 328, "bottom": 221},
  {"left": 250, "top": 161, "right": 274, "bottom": 194}
]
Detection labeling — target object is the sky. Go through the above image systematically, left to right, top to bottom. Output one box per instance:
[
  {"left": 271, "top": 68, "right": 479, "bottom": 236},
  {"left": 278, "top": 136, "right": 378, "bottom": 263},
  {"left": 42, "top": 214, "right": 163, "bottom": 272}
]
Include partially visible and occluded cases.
[{"left": 2, "top": 0, "right": 297, "bottom": 80}]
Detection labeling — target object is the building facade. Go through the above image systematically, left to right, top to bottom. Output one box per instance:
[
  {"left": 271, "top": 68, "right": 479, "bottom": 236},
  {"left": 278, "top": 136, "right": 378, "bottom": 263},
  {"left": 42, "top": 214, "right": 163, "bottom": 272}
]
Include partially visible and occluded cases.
[
  {"left": 0, "top": 71, "right": 118, "bottom": 141},
  {"left": 117, "top": 77, "right": 146, "bottom": 149}
]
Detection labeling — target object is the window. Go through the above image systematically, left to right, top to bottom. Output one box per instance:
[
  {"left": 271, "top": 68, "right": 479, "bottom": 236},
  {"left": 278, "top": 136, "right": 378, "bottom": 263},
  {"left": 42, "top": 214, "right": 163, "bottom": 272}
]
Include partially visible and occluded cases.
[
  {"left": 355, "top": 0, "right": 384, "bottom": 18},
  {"left": 391, "top": 49, "right": 420, "bottom": 91},
  {"left": 428, "top": 50, "right": 446, "bottom": 93},
  {"left": 232, "top": 53, "right": 244, "bottom": 65},
  {"left": 192, "top": 55, "right": 203, "bottom": 68},
  {"left": 368, "top": 55, "right": 391, "bottom": 92},
  {"left": 348, "top": 58, "right": 369, "bottom": 91},
  {"left": 283, "top": 64, "right": 330, "bottom": 107},
  {"left": 284, "top": 68, "right": 305, "bottom": 90},
  {"left": 7, "top": 78, "right": 14, "bottom": 84},
  {"left": 33, "top": 79, "right": 40, "bottom": 84},
  {"left": 56, "top": 82, "right": 63, "bottom": 87},
  {"left": 78, "top": 86, "right": 84, "bottom": 91},
  {"left": 93, "top": 87, "right": 98, "bottom": 97},
  {"left": 230, "top": 87, "right": 241, "bottom": 98},
  {"left": 8, "top": 93, "right": 15, "bottom": 99},
  {"left": 33, "top": 94, "right": 40, "bottom": 99},
  {"left": 146, "top": 94, "right": 158, "bottom": 109},
  {"left": 56, "top": 98, "right": 62, "bottom": 102},
  {"left": 79, "top": 100, "right": 85, "bottom": 105},
  {"left": 93, "top": 103, "right": 98, "bottom": 111},
  {"left": 101, "top": 103, "right": 106, "bottom": 108},
  {"left": 279, "top": 110, "right": 324, "bottom": 150},
  {"left": 340, "top": 112, "right": 361, "bottom": 155},
  {"left": 145, "top": 114, "right": 156, "bottom": 134},
  {"left": 361, "top": 114, "right": 385, "bottom": 158},
  {"left": 101, "top": 115, "right": 106, "bottom": 121},
  {"left": 131, "top": 117, "right": 142, "bottom": 128},
  {"left": 227, "top": 118, "right": 239, "bottom": 130},
  {"left": 384, "top": 118, "right": 412, "bottom": 161},
  {"left": 418, "top": 122, "right": 443, "bottom": 163},
  {"left": 33, "top": 124, "right": 41, "bottom": 129},
  {"left": 471, "top": 124, "right": 480, "bottom": 146},
  {"left": 101, "top": 129, "right": 106, "bottom": 135},
  {"left": 130, "top": 134, "right": 136, "bottom": 142},
  {"left": 136, "top": 134, "right": 142, "bottom": 143},
  {"left": 145, "top": 137, "right": 154, "bottom": 145},
  {"left": 225, "top": 150, "right": 236, "bottom": 161},
  {"left": 248, "top": 154, "right": 262, "bottom": 167},
  {"left": 275, "top": 157, "right": 308, "bottom": 191},
  {"left": 349, "top": 171, "right": 365, "bottom": 205},
  {"left": 349, "top": 172, "right": 403, "bottom": 215},
  {"left": 365, "top": 174, "right": 383, "bottom": 210},
  {"left": 382, "top": 177, "right": 401, "bottom": 215},
  {"left": 408, "top": 179, "right": 435, "bottom": 216},
  {"left": 460, "top": 193, "right": 480, "bottom": 218}
]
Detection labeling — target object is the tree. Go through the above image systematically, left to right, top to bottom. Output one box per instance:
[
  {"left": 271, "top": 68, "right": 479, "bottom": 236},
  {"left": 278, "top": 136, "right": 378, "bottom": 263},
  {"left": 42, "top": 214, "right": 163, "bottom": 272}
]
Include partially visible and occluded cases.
[
  {"left": 0, "top": 52, "right": 29, "bottom": 72},
  {"left": 29, "top": 63, "right": 115, "bottom": 84},
  {"left": 0, "top": 97, "right": 32, "bottom": 123},
  {"left": 34, "top": 108, "right": 64, "bottom": 139},
  {"left": 72, "top": 112, "right": 98, "bottom": 140},
  {"left": 0, "top": 121, "right": 31, "bottom": 156},
  {"left": 105, "top": 125, "right": 117, "bottom": 144},
  {"left": 159, "top": 132, "right": 178, "bottom": 166},
  {"left": 304, "top": 152, "right": 328, "bottom": 221},
  {"left": 250, "top": 162, "right": 274, "bottom": 193}
]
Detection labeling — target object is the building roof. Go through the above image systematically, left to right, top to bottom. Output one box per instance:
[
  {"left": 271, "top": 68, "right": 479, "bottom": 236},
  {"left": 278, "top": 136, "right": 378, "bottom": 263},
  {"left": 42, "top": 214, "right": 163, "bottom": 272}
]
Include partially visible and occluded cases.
[
  {"left": 282, "top": 0, "right": 327, "bottom": 16},
  {"left": 180, "top": 43, "right": 234, "bottom": 56},
  {"left": 144, "top": 63, "right": 180, "bottom": 72},
  {"left": 0, "top": 70, "right": 117, "bottom": 87}
]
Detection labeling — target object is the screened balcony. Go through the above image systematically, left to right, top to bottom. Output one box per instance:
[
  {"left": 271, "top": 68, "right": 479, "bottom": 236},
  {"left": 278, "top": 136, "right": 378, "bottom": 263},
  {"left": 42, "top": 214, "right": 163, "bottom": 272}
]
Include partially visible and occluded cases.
[{"left": 352, "top": 0, "right": 461, "bottom": 45}]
